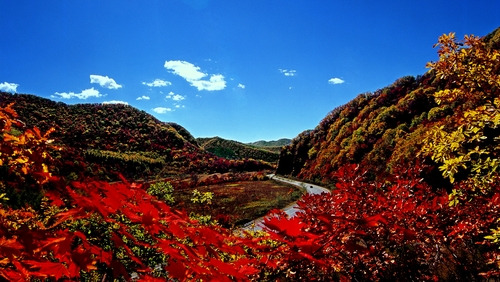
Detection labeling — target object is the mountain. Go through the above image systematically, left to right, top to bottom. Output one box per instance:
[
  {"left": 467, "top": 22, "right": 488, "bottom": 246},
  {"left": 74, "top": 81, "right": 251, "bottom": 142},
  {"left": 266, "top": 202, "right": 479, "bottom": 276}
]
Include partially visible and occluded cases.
[
  {"left": 277, "top": 27, "right": 500, "bottom": 189},
  {"left": 277, "top": 75, "right": 431, "bottom": 183},
  {"left": 0, "top": 92, "right": 273, "bottom": 181},
  {"left": 197, "top": 136, "right": 279, "bottom": 163},
  {"left": 246, "top": 138, "right": 291, "bottom": 153}
]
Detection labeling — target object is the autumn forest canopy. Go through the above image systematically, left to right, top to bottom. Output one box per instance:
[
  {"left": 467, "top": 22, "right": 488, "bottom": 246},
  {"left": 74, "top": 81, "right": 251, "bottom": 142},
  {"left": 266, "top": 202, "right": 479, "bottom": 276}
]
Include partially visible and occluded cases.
[{"left": 0, "top": 28, "right": 499, "bottom": 280}]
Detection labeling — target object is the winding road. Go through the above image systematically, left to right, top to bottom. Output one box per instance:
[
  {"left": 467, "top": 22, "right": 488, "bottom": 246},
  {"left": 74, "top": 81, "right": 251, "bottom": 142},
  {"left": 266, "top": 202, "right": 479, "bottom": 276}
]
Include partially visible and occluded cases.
[{"left": 241, "top": 174, "right": 330, "bottom": 231}]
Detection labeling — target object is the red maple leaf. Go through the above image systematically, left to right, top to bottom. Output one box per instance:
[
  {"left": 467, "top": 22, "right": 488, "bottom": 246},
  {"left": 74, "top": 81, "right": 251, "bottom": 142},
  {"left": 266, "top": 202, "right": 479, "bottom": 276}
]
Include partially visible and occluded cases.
[{"left": 24, "top": 260, "right": 71, "bottom": 280}]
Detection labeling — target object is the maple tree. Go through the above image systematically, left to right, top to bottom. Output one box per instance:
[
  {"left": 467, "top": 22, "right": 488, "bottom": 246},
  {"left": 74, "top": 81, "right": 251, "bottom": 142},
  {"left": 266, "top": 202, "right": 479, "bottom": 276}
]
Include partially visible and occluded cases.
[
  {"left": 0, "top": 103, "right": 56, "bottom": 186},
  {"left": 263, "top": 164, "right": 500, "bottom": 280}
]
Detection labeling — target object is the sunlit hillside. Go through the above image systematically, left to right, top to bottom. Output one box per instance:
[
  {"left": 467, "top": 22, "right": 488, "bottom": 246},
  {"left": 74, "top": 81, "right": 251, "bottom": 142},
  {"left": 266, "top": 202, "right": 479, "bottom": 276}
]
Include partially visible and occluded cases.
[
  {"left": 0, "top": 28, "right": 498, "bottom": 280},
  {"left": 0, "top": 93, "right": 273, "bottom": 181},
  {"left": 197, "top": 136, "right": 280, "bottom": 162}
]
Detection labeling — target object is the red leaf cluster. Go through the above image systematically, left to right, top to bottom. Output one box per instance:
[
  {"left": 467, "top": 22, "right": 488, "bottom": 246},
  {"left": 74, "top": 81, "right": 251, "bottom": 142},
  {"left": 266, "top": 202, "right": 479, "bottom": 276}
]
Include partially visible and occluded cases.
[{"left": 263, "top": 164, "right": 500, "bottom": 280}]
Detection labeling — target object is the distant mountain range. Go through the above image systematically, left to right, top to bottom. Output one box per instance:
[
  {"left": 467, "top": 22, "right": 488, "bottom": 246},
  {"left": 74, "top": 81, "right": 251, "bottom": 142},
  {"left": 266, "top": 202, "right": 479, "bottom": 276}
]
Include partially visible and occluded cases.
[
  {"left": 197, "top": 137, "right": 282, "bottom": 163},
  {"left": 246, "top": 138, "right": 291, "bottom": 152}
]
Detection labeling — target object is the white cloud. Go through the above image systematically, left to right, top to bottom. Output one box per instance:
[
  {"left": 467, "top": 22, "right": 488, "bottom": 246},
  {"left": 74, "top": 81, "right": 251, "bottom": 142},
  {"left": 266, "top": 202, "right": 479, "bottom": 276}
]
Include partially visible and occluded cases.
[
  {"left": 164, "top": 60, "right": 226, "bottom": 91},
  {"left": 164, "top": 60, "right": 206, "bottom": 81},
  {"left": 279, "top": 69, "right": 297, "bottom": 77},
  {"left": 90, "top": 74, "right": 122, "bottom": 89},
  {"left": 189, "top": 74, "right": 226, "bottom": 91},
  {"left": 328, "top": 77, "right": 345, "bottom": 85},
  {"left": 142, "top": 79, "right": 171, "bottom": 87},
  {"left": 0, "top": 82, "right": 19, "bottom": 93},
  {"left": 237, "top": 83, "right": 246, "bottom": 89},
  {"left": 52, "top": 87, "right": 103, "bottom": 99},
  {"left": 166, "top": 91, "right": 186, "bottom": 101},
  {"left": 136, "top": 95, "right": 150, "bottom": 100},
  {"left": 102, "top": 100, "right": 128, "bottom": 105},
  {"left": 152, "top": 107, "right": 172, "bottom": 114}
]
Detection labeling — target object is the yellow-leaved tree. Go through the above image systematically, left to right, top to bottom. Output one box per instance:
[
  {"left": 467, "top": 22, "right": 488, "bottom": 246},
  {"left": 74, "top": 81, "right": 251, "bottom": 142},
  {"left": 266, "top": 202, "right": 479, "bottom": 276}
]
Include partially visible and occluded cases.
[
  {"left": 423, "top": 31, "right": 500, "bottom": 272},
  {"left": 423, "top": 32, "right": 500, "bottom": 192}
]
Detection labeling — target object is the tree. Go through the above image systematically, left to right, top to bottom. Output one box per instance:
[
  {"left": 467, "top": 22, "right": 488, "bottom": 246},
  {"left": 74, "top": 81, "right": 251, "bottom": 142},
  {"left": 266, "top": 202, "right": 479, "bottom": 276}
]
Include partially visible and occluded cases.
[{"left": 423, "top": 33, "right": 500, "bottom": 192}]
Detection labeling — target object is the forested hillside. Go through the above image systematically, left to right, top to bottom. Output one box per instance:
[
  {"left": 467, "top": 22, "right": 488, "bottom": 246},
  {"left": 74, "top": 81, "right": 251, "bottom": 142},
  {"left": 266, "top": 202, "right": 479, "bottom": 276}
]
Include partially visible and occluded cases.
[
  {"left": 278, "top": 27, "right": 500, "bottom": 190},
  {"left": 269, "top": 28, "right": 500, "bottom": 280},
  {"left": 277, "top": 74, "right": 434, "bottom": 184},
  {"left": 0, "top": 93, "right": 273, "bottom": 181},
  {"left": 197, "top": 136, "right": 280, "bottom": 163},
  {"left": 247, "top": 138, "right": 291, "bottom": 153}
]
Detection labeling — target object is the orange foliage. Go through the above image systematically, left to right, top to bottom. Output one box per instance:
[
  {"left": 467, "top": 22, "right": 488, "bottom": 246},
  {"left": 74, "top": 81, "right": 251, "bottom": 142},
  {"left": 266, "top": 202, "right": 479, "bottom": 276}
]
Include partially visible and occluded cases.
[{"left": 0, "top": 103, "right": 58, "bottom": 185}]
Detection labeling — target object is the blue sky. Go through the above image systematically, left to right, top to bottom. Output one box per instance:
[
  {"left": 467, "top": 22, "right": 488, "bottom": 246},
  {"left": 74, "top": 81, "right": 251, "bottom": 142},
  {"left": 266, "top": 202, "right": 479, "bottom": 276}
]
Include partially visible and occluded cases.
[{"left": 1, "top": 1, "right": 499, "bottom": 143}]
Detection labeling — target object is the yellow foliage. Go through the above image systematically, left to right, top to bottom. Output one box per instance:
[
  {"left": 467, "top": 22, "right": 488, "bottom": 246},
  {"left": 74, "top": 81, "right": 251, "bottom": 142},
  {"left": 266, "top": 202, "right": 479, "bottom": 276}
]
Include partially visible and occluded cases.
[{"left": 423, "top": 33, "right": 500, "bottom": 193}]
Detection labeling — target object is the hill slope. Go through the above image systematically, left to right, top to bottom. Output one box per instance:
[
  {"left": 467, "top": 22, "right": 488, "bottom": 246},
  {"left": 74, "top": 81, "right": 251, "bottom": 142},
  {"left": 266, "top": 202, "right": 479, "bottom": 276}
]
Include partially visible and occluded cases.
[
  {"left": 277, "top": 28, "right": 500, "bottom": 190},
  {"left": 0, "top": 93, "right": 273, "bottom": 180},
  {"left": 197, "top": 136, "right": 279, "bottom": 163},
  {"left": 246, "top": 138, "right": 291, "bottom": 153}
]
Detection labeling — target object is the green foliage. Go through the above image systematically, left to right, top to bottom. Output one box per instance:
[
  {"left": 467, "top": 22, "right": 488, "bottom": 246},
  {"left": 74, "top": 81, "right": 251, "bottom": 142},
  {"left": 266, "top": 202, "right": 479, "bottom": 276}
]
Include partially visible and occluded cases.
[
  {"left": 427, "top": 105, "right": 452, "bottom": 121},
  {"left": 198, "top": 136, "right": 280, "bottom": 163},
  {"left": 246, "top": 138, "right": 291, "bottom": 147},
  {"left": 147, "top": 181, "right": 175, "bottom": 205},
  {"left": 191, "top": 189, "right": 214, "bottom": 205},
  {"left": 484, "top": 220, "right": 500, "bottom": 247}
]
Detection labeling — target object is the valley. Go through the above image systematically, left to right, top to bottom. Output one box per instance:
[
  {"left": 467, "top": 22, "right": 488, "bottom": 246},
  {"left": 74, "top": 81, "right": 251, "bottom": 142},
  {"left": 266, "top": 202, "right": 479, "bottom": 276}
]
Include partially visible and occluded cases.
[
  {"left": 0, "top": 27, "right": 499, "bottom": 280},
  {"left": 174, "top": 177, "right": 304, "bottom": 228}
]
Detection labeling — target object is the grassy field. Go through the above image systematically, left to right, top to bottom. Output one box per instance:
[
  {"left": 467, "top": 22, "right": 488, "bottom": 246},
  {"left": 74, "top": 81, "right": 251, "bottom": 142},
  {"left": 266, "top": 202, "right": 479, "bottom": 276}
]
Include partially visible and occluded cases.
[{"left": 173, "top": 180, "right": 304, "bottom": 227}]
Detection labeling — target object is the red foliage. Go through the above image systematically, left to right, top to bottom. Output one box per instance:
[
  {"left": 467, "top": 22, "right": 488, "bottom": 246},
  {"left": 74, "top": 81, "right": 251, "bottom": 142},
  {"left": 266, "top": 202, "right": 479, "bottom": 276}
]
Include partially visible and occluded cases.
[
  {"left": 263, "top": 164, "right": 500, "bottom": 280},
  {"left": 0, "top": 177, "right": 278, "bottom": 280}
]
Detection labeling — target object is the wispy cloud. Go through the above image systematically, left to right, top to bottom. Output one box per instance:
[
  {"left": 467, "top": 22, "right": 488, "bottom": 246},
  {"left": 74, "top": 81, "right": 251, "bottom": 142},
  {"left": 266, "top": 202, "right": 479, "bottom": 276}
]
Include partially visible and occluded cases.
[
  {"left": 164, "top": 60, "right": 226, "bottom": 91},
  {"left": 279, "top": 69, "right": 297, "bottom": 77},
  {"left": 90, "top": 74, "right": 122, "bottom": 89},
  {"left": 328, "top": 77, "right": 345, "bottom": 85},
  {"left": 142, "top": 79, "right": 171, "bottom": 87},
  {"left": 0, "top": 82, "right": 19, "bottom": 93},
  {"left": 237, "top": 83, "right": 245, "bottom": 89},
  {"left": 52, "top": 87, "right": 103, "bottom": 99},
  {"left": 166, "top": 91, "right": 185, "bottom": 101},
  {"left": 136, "top": 95, "right": 150, "bottom": 100},
  {"left": 103, "top": 100, "right": 128, "bottom": 105},
  {"left": 152, "top": 107, "right": 172, "bottom": 114}
]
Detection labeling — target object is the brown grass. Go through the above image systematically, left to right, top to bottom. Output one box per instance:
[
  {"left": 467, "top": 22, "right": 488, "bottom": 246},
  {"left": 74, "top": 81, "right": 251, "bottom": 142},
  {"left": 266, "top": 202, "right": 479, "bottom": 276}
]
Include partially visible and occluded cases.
[{"left": 173, "top": 180, "right": 304, "bottom": 228}]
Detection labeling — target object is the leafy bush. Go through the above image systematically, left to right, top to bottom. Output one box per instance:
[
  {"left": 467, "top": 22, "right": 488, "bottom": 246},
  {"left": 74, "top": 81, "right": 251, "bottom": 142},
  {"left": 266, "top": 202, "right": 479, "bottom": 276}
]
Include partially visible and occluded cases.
[{"left": 147, "top": 181, "right": 175, "bottom": 205}]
